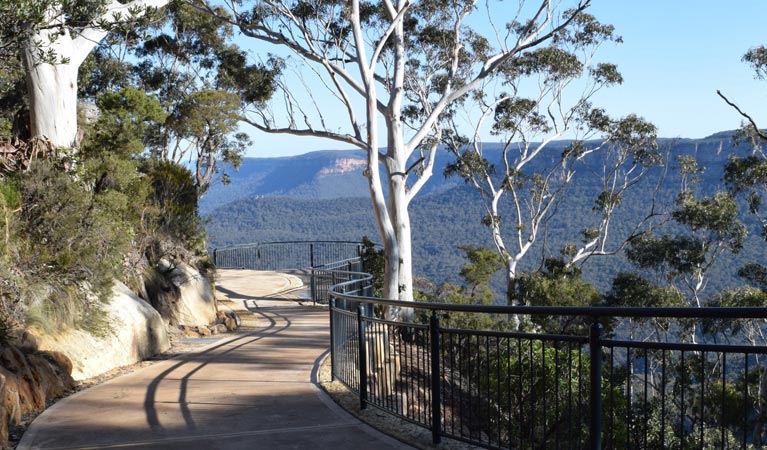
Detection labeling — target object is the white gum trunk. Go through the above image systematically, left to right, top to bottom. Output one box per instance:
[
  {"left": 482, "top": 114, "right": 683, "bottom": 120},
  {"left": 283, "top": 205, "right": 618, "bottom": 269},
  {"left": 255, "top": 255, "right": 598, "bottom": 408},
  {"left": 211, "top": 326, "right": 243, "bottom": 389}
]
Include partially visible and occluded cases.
[
  {"left": 21, "top": 0, "right": 169, "bottom": 150},
  {"left": 22, "top": 21, "right": 79, "bottom": 149},
  {"left": 24, "top": 60, "right": 79, "bottom": 149}
]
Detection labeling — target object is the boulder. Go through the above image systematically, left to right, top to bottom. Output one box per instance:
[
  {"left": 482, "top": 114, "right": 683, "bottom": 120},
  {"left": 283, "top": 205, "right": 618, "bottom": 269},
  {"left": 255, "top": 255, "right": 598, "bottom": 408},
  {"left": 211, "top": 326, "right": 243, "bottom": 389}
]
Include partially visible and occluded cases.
[
  {"left": 147, "top": 261, "right": 217, "bottom": 328},
  {"left": 33, "top": 281, "right": 170, "bottom": 381}
]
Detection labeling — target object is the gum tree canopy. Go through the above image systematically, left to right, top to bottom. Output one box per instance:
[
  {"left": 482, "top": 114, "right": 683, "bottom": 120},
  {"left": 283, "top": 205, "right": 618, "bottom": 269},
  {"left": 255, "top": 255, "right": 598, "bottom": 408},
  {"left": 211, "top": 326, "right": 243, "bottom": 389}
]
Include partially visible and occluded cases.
[
  {"left": 2, "top": 0, "right": 168, "bottom": 149},
  {"left": 196, "top": 0, "right": 604, "bottom": 316}
]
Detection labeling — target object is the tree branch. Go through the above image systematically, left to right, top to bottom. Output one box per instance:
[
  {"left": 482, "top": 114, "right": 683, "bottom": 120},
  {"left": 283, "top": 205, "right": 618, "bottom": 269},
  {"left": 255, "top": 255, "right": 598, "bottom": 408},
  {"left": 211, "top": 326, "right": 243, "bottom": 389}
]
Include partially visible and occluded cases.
[
  {"left": 71, "top": 0, "right": 169, "bottom": 67},
  {"left": 717, "top": 89, "right": 767, "bottom": 141}
]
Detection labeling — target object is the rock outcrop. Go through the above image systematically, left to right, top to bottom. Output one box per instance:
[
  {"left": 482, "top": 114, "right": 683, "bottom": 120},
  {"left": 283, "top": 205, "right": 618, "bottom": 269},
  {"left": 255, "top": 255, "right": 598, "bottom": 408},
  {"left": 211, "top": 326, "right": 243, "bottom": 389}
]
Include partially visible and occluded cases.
[
  {"left": 145, "top": 261, "right": 217, "bottom": 327},
  {"left": 33, "top": 281, "right": 170, "bottom": 381},
  {"left": 0, "top": 346, "right": 75, "bottom": 449}
]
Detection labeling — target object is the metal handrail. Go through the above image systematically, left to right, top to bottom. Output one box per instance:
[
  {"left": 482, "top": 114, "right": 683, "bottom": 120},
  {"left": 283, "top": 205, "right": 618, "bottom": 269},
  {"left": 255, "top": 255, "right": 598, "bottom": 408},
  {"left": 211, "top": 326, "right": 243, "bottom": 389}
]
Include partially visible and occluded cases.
[
  {"left": 213, "top": 240, "right": 369, "bottom": 251},
  {"left": 216, "top": 241, "right": 767, "bottom": 450},
  {"left": 327, "top": 271, "right": 767, "bottom": 450},
  {"left": 330, "top": 277, "right": 767, "bottom": 319}
]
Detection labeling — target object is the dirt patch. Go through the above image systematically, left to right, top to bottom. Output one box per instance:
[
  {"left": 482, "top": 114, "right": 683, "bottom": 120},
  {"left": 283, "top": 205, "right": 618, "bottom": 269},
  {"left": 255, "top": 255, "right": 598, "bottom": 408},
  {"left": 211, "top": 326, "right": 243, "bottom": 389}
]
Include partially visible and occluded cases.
[{"left": 316, "top": 356, "right": 479, "bottom": 450}]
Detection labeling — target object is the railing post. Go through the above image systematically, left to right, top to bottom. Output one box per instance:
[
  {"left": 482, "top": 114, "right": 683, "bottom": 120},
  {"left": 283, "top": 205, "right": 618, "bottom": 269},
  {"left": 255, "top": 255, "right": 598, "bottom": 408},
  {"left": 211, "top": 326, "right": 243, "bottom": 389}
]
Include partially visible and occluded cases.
[
  {"left": 310, "top": 243, "right": 315, "bottom": 268},
  {"left": 310, "top": 269, "right": 317, "bottom": 305},
  {"left": 329, "top": 297, "right": 336, "bottom": 381},
  {"left": 357, "top": 303, "right": 368, "bottom": 410},
  {"left": 430, "top": 311, "right": 442, "bottom": 444},
  {"left": 589, "top": 321, "right": 603, "bottom": 450}
]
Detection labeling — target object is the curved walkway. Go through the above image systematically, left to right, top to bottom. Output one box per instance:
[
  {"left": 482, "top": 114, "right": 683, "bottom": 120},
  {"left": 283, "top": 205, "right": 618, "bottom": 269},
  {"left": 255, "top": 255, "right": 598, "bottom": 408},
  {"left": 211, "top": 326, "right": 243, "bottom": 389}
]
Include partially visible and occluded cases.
[{"left": 18, "top": 270, "right": 413, "bottom": 450}]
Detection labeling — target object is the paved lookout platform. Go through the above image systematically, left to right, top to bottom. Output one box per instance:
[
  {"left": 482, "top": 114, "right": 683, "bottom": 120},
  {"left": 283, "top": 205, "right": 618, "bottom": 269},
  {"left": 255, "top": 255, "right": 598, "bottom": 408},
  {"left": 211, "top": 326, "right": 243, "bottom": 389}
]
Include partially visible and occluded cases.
[{"left": 18, "top": 270, "right": 413, "bottom": 450}]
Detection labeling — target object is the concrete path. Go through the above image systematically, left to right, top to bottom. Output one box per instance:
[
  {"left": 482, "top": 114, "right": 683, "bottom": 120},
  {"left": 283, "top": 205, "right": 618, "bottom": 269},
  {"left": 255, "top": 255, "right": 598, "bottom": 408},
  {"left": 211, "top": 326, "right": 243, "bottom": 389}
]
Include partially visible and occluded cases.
[{"left": 18, "top": 270, "right": 413, "bottom": 450}]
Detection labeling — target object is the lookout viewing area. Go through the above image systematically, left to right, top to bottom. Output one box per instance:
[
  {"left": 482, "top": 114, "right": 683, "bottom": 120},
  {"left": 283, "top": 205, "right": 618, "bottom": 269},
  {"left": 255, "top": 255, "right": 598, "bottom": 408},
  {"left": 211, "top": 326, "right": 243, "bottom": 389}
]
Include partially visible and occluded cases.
[
  {"left": 17, "top": 241, "right": 767, "bottom": 450},
  {"left": 18, "top": 267, "right": 412, "bottom": 450}
]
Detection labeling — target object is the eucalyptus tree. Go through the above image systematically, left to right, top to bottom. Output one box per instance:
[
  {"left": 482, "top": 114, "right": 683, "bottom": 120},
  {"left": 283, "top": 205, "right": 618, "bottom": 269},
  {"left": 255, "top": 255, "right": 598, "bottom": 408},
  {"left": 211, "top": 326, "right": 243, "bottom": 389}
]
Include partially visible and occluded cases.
[
  {"left": 1, "top": 0, "right": 169, "bottom": 150},
  {"left": 194, "top": 0, "right": 605, "bottom": 315},
  {"left": 74, "top": 1, "right": 277, "bottom": 196},
  {"left": 128, "top": 1, "right": 277, "bottom": 196},
  {"left": 442, "top": 21, "right": 660, "bottom": 304},
  {"left": 626, "top": 156, "right": 747, "bottom": 308}
]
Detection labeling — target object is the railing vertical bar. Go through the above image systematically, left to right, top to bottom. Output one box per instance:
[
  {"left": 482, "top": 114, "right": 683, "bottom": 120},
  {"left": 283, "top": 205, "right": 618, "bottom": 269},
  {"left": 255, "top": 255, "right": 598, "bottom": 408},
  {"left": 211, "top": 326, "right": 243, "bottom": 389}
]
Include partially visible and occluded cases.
[
  {"left": 329, "top": 298, "right": 336, "bottom": 381},
  {"left": 357, "top": 303, "right": 368, "bottom": 410},
  {"left": 430, "top": 312, "right": 441, "bottom": 444},
  {"left": 589, "top": 322, "right": 603, "bottom": 450},
  {"left": 450, "top": 332, "right": 456, "bottom": 437},
  {"left": 484, "top": 335, "right": 490, "bottom": 445},
  {"left": 495, "top": 336, "right": 501, "bottom": 447},
  {"left": 507, "top": 337, "right": 512, "bottom": 449},
  {"left": 517, "top": 338, "right": 525, "bottom": 448},
  {"left": 529, "top": 338, "right": 534, "bottom": 447},
  {"left": 542, "top": 339, "right": 548, "bottom": 447},
  {"left": 555, "top": 343, "right": 561, "bottom": 450},
  {"left": 578, "top": 345, "right": 584, "bottom": 450},
  {"left": 609, "top": 346, "right": 614, "bottom": 450},
  {"left": 625, "top": 347, "right": 631, "bottom": 450},
  {"left": 644, "top": 347, "right": 649, "bottom": 450},
  {"left": 660, "top": 349, "right": 666, "bottom": 449},
  {"left": 681, "top": 350, "right": 686, "bottom": 449},
  {"left": 700, "top": 351, "right": 705, "bottom": 450},
  {"left": 721, "top": 352, "right": 726, "bottom": 448},
  {"left": 744, "top": 353, "right": 749, "bottom": 450}
]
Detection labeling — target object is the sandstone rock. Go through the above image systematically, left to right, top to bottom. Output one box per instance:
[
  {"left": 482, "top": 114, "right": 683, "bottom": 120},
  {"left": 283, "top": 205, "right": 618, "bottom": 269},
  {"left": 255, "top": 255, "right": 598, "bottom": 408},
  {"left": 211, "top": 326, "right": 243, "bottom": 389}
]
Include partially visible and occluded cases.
[
  {"left": 148, "top": 261, "right": 217, "bottom": 328},
  {"left": 169, "top": 262, "right": 216, "bottom": 327},
  {"left": 33, "top": 281, "right": 170, "bottom": 381},
  {"left": 225, "top": 310, "right": 241, "bottom": 328},
  {"left": 224, "top": 317, "right": 238, "bottom": 332},
  {"left": 214, "top": 324, "right": 228, "bottom": 334},
  {"left": 198, "top": 325, "right": 211, "bottom": 337},
  {"left": 181, "top": 326, "right": 199, "bottom": 338},
  {"left": 209, "top": 326, "right": 218, "bottom": 335},
  {"left": 16, "top": 331, "right": 39, "bottom": 354},
  {"left": 0, "top": 345, "right": 74, "bottom": 448},
  {"left": 43, "top": 351, "right": 73, "bottom": 376}
]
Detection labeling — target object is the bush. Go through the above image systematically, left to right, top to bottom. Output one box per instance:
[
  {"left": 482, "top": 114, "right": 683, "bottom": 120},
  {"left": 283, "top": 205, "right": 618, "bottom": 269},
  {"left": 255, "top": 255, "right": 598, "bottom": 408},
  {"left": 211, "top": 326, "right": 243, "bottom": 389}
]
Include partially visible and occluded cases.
[{"left": 139, "top": 159, "right": 207, "bottom": 264}]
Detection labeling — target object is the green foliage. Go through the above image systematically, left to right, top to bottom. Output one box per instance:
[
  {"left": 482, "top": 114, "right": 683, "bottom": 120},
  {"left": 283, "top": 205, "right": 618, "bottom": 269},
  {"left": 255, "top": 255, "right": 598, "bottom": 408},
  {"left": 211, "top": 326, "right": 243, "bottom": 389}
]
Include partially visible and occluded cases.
[
  {"left": 743, "top": 45, "right": 767, "bottom": 79},
  {"left": 83, "top": 87, "right": 167, "bottom": 158},
  {"left": 17, "top": 159, "right": 133, "bottom": 331},
  {"left": 140, "top": 159, "right": 206, "bottom": 261},
  {"left": 672, "top": 190, "right": 746, "bottom": 251},
  {"left": 360, "top": 235, "right": 384, "bottom": 296},
  {"left": 457, "top": 245, "right": 503, "bottom": 298},
  {"left": 416, "top": 246, "right": 506, "bottom": 331},
  {"left": 514, "top": 258, "right": 600, "bottom": 334},
  {"left": 604, "top": 272, "right": 686, "bottom": 308}
]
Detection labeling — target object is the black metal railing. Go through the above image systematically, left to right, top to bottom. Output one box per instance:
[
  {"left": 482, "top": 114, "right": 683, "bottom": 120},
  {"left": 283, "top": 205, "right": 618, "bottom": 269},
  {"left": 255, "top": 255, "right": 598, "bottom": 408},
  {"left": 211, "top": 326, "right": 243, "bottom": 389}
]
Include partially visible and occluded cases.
[
  {"left": 212, "top": 241, "right": 364, "bottom": 271},
  {"left": 212, "top": 241, "right": 366, "bottom": 304},
  {"left": 215, "top": 241, "right": 767, "bottom": 449},
  {"left": 329, "top": 274, "right": 767, "bottom": 450}
]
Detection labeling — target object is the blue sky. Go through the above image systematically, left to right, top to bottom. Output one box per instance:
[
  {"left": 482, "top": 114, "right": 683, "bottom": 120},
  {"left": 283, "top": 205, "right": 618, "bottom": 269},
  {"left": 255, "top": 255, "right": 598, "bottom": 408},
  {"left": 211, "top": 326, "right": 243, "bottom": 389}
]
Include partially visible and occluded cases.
[{"left": 242, "top": 1, "right": 767, "bottom": 158}]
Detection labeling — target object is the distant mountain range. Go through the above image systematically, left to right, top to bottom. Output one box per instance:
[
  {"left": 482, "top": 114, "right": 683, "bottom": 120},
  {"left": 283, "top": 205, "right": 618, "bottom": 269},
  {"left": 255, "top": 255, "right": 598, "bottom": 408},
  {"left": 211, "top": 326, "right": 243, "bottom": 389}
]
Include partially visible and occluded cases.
[{"left": 202, "top": 131, "right": 764, "bottom": 297}]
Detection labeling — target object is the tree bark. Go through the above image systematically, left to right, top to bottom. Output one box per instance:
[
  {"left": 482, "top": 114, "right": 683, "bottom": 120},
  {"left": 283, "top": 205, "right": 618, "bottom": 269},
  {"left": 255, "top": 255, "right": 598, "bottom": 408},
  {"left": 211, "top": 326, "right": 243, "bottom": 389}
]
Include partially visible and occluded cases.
[
  {"left": 21, "top": 0, "right": 169, "bottom": 150},
  {"left": 22, "top": 21, "right": 79, "bottom": 149}
]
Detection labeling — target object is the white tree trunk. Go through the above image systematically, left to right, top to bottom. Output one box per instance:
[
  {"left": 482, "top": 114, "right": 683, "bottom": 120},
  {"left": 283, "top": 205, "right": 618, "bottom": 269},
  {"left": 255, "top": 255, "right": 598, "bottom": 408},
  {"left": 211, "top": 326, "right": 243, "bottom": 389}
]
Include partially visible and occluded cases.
[
  {"left": 21, "top": 0, "right": 168, "bottom": 150},
  {"left": 22, "top": 22, "right": 79, "bottom": 149},
  {"left": 24, "top": 61, "right": 79, "bottom": 149}
]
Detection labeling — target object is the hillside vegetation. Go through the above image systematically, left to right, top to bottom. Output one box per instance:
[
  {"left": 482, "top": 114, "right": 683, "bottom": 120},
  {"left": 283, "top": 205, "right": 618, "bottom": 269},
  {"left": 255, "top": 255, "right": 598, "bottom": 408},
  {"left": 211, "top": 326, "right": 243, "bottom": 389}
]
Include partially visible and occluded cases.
[{"left": 205, "top": 133, "right": 766, "bottom": 297}]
